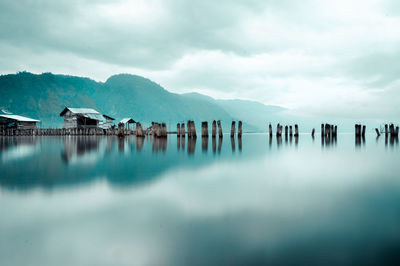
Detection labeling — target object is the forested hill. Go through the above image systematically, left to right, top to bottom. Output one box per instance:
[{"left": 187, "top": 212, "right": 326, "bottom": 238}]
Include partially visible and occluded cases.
[{"left": 0, "top": 72, "right": 287, "bottom": 131}]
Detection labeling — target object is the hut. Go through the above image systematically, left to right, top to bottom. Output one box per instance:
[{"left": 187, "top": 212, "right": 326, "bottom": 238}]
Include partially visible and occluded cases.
[
  {"left": 60, "top": 107, "right": 105, "bottom": 129},
  {"left": 0, "top": 114, "right": 40, "bottom": 129},
  {"left": 119, "top": 118, "right": 136, "bottom": 130}
]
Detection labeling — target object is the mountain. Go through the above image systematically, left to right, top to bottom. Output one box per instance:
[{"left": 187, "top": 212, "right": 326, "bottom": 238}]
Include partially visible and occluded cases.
[
  {"left": 0, "top": 71, "right": 287, "bottom": 131},
  {"left": 182, "top": 93, "right": 289, "bottom": 130}
]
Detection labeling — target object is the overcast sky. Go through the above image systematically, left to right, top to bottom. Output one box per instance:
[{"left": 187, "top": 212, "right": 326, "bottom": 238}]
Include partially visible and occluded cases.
[{"left": 1, "top": 0, "right": 400, "bottom": 118}]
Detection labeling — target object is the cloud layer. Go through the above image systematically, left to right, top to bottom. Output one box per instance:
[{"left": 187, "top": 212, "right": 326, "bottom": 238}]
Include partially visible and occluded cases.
[{"left": 1, "top": 0, "right": 400, "bottom": 119}]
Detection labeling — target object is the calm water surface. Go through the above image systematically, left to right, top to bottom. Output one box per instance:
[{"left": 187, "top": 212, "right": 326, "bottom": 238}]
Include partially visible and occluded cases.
[{"left": 1, "top": 134, "right": 400, "bottom": 266}]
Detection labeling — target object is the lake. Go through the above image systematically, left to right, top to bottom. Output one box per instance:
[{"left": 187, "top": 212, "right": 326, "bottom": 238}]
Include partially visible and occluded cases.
[{"left": 1, "top": 134, "right": 400, "bottom": 266}]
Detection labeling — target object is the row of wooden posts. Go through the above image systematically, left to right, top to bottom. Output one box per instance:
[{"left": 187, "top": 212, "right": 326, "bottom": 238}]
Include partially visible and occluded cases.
[
  {"left": 177, "top": 120, "right": 243, "bottom": 138},
  {"left": 3, "top": 122, "right": 400, "bottom": 138},
  {"left": 269, "top": 123, "right": 299, "bottom": 137},
  {"left": 321, "top": 123, "right": 338, "bottom": 138},
  {"left": 375, "top": 124, "right": 399, "bottom": 138}
]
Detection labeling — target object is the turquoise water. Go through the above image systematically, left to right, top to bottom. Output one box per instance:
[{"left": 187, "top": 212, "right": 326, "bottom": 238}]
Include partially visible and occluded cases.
[{"left": 1, "top": 134, "right": 400, "bottom": 265}]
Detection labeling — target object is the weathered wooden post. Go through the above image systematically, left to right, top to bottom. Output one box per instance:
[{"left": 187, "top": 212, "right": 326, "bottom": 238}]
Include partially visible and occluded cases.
[
  {"left": 187, "top": 120, "right": 191, "bottom": 138},
  {"left": 191, "top": 120, "right": 197, "bottom": 138},
  {"left": 212, "top": 120, "right": 217, "bottom": 137},
  {"left": 217, "top": 120, "right": 223, "bottom": 138},
  {"left": 201, "top": 121, "right": 209, "bottom": 137},
  {"left": 230, "top": 121, "right": 236, "bottom": 137},
  {"left": 238, "top": 121, "right": 242, "bottom": 138},
  {"left": 136, "top": 122, "right": 144, "bottom": 137},
  {"left": 161, "top": 122, "right": 167, "bottom": 137},
  {"left": 155, "top": 123, "right": 162, "bottom": 137},
  {"left": 177, "top": 123, "right": 181, "bottom": 137},
  {"left": 180, "top": 123, "right": 185, "bottom": 136},
  {"left": 269, "top": 123, "right": 273, "bottom": 137},
  {"left": 276, "top": 123, "right": 281, "bottom": 137},
  {"left": 325, "top": 123, "right": 330, "bottom": 137},
  {"left": 294, "top": 124, "right": 299, "bottom": 137},
  {"left": 321, "top": 124, "right": 324, "bottom": 137},
  {"left": 355, "top": 124, "right": 361, "bottom": 137},
  {"left": 385, "top": 124, "right": 388, "bottom": 136},
  {"left": 389, "top": 124, "right": 394, "bottom": 136},
  {"left": 284, "top": 125, "right": 288, "bottom": 137},
  {"left": 289, "top": 125, "right": 293, "bottom": 136},
  {"left": 333, "top": 125, "right": 337, "bottom": 137},
  {"left": 362, "top": 125, "right": 366, "bottom": 137},
  {"left": 396, "top": 126, "right": 399, "bottom": 137},
  {"left": 311, "top": 128, "right": 315, "bottom": 138},
  {"left": 375, "top": 128, "right": 381, "bottom": 137}
]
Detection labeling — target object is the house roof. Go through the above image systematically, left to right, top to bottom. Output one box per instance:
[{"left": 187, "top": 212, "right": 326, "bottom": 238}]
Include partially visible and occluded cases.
[
  {"left": 60, "top": 107, "right": 106, "bottom": 121},
  {"left": 60, "top": 107, "right": 100, "bottom": 116},
  {"left": 0, "top": 114, "right": 40, "bottom": 122},
  {"left": 103, "top": 114, "right": 115, "bottom": 120},
  {"left": 120, "top": 118, "right": 136, "bottom": 124}
]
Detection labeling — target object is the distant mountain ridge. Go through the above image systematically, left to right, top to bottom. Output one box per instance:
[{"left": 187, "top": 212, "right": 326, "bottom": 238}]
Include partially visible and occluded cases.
[{"left": 0, "top": 72, "right": 287, "bottom": 131}]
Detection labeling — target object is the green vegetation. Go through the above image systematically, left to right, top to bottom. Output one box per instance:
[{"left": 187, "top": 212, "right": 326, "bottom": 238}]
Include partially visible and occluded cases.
[{"left": 0, "top": 72, "right": 286, "bottom": 131}]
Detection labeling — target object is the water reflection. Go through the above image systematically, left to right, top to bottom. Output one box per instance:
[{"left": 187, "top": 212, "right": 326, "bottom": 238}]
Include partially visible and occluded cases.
[
  {"left": 2, "top": 134, "right": 400, "bottom": 266},
  {"left": 3, "top": 134, "right": 400, "bottom": 192},
  {"left": 385, "top": 134, "right": 399, "bottom": 148},
  {"left": 322, "top": 135, "right": 337, "bottom": 148},
  {"left": 355, "top": 135, "right": 365, "bottom": 148},
  {"left": 0, "top": 136, "right": 38, "bottom": 162},
  {"left": 61, "top": 136, "right": 103, "bottom": 163},
  {"left": 136, "top": 136, "right": 144, "bottom": 151},
  {"left": 230, "top": 136, "right": 235, "bottom": 152},
  {"left": 187, "top": 137, "right": 196, "bottom": 155},
  {"left": 202, "top": 137, "right": 208, "bottom": 152},
  {"left": 212, "top": 137, "right": 216, "bottom": 154},
  {"left": 218, "top": 137, "right": 222, "bottom": 153}
]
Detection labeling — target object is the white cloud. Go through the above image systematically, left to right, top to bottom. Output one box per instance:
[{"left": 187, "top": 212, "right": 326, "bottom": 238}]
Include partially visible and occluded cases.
[{"left": 1, "top": 0, "right": 400, "bottom": 118}]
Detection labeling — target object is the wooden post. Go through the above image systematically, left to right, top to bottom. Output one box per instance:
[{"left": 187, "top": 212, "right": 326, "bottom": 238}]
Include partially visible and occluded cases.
[
  {"left": 187, "top": 120, "right": 191, "bottom": 138},
  {"left": 212, "top": 120, "right": 217, "bottom": 137},
  {"left": 217, "top": 120, "right": 223, "bottom": 138},
  {"left": 191, "top": 121, "right": 197, "bottom": 138},
  {"left": 201, "top": 121, "right": 209, "bottom": 137},
  {"left": 230, "top": 121, "right": 236, "bottom": 137},
  {"left": 238, "top": 121, "right": 242, "bottom": 138},
  {"left": 136, "top": 122, "right": 144, "bottom": 137},
  {"left": 161, "top": 122, "right": 167, "bottom": 137},
  {"left": 177, "top": 123, "right": 181, "bottom": 137},
  {"left": 180, "top": 123, "right": 185, "bottom": 136},
  {"left": 269, "top": 123, "right": 272, "bottom": 137},
  {"left": 276, "top": 123, "right": 281, "bottom": 137},
  {"left": 325, "top": 123, "right": 330, "bottom": 137},
  {"left": 294, "top": 124, "right": 299, "bottom": 137},
  {"left": 321, "top": 124, "right": 324, "bottom": 137},
  {"left": 355, "top": 124, "right": 362, "bottom": 137},
  {"left": 385, "top": 124, "right": 388, "bottom": 135},
  {"left": 389, "top": 124, "right": 394, "bottom": 136},
  {"left": 284, "top": 125, "right": 288, "bottom": 137},
  {"left": 289, "top": 125, "right": 293, "bottom": 136},
  {"left": 362, "top": 125, "right": 366, "bottom": 137},
  {"left": 311, "top": 128, "right": 315, "bottom": 138},
  {"left": 375, "top": 128, "right": 381, "bottom": 137}
]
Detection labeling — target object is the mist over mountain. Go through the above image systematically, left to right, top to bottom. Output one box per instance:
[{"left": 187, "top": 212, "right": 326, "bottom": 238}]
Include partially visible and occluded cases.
[{"left": 0, "top": 72, "right": 289, "bottom": 132}]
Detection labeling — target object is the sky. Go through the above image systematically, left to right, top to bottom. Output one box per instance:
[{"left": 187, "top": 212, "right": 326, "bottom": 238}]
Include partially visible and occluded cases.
[{"left": 1, "top": 0, "right": 400, "bottom": 119}]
